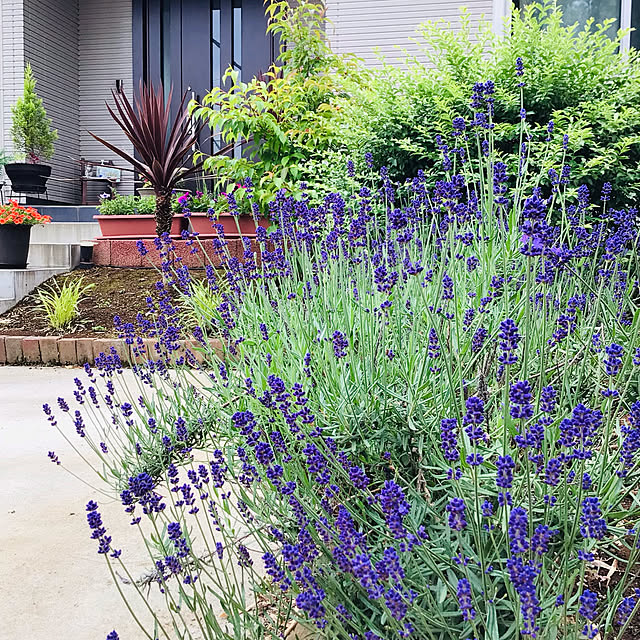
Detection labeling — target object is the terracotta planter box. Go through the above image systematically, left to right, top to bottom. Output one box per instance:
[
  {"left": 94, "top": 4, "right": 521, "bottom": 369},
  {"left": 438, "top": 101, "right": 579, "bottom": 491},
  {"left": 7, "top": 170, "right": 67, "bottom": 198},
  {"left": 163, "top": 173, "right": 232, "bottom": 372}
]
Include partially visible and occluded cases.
[
  {"left": 189, "top": 212, "right": 269, "bottom": 238},
  {"left": 94, "top": 215, "right": 186, "bottom": 239}
]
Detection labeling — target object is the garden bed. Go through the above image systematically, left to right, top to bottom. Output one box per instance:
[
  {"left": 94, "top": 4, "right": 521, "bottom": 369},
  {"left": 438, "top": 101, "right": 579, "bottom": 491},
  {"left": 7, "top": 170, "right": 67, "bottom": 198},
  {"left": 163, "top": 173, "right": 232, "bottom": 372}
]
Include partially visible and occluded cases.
[{"left": 0, "top": 267, "right": 170, "bottom": 338}]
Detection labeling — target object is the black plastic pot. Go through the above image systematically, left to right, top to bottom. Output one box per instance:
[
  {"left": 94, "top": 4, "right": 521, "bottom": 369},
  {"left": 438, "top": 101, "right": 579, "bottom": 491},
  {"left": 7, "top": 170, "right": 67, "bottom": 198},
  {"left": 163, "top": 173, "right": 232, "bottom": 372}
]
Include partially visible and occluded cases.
[
  {"left": 5, "top": 162, "right": 51, "bottom": 194},
  {"left": 0, "top": 224, "right": 31, "bottom": 268},
  {"left": 77, "top": 242, "right": 95, "bottom": 269}
]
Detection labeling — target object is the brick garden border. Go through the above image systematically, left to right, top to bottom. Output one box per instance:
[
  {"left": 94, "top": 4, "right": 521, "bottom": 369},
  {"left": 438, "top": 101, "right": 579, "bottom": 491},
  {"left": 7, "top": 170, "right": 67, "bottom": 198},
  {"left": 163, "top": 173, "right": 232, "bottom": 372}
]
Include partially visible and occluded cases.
[
  {"left": 93, "top": 238, "right": 253, "bottom": 267},
  {"left": 0, "top": 335, "right": 223, "bottom": 366}
]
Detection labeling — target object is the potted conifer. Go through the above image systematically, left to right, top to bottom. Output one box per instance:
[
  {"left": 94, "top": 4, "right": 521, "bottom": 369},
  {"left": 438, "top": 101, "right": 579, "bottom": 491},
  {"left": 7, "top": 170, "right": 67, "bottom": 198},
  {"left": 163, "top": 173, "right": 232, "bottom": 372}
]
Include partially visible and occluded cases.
[{"left": 5, "top": 64, "right": 57, "bottom": 194}]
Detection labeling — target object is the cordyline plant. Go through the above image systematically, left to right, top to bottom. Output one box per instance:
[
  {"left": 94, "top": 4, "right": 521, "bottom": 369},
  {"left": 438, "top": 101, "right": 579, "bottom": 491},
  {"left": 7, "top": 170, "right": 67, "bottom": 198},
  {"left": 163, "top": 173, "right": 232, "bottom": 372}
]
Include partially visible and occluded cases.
[
  {"left": 49, "top": 63, "right": 640, "bottom": 640},
  {"left": 91, "top": 83, "right": 215, "bottom": 236}
]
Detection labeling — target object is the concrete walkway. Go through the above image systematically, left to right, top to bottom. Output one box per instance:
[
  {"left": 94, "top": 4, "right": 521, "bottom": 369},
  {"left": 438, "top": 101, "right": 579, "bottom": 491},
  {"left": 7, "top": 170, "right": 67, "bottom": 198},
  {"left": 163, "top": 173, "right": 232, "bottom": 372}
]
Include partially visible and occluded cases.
[
  {"left": 0, "top": 366, "right": 165, "bottom": 640},
  {"left": 0, "top": 366, "right": 317, "bottom": 640}
]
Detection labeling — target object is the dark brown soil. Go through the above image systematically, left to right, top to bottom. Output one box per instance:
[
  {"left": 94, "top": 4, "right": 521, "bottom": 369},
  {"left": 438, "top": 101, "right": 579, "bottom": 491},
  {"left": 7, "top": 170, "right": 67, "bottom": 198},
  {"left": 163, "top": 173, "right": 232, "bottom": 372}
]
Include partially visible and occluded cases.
[{"left": 0, "top": 267, "right": 167, "bottom": 337}]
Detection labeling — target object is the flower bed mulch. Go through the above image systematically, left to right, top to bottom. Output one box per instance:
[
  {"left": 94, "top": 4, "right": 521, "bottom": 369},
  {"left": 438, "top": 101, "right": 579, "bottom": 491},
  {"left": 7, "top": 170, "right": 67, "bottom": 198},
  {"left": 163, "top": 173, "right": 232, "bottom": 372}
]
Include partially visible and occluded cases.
[{"left": 0, "top": 266, "right": 188, "bottom": 338}]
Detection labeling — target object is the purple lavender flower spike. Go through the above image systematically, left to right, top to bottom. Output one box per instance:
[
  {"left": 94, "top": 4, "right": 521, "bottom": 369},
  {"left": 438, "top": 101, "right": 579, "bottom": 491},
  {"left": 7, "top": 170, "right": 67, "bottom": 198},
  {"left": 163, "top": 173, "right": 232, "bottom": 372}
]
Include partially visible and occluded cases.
[
  {"left": 498, "top": 318, "right": 521, "bottom": 365},
  {"left": 332, "top": 331, "right": 348, "bottom": 358},
  {"left": 463, "top": 396, "right": 487, "bottom": 443},
  {"left": 446, "top": 497, "right": 467, "bottom": 531},
  {"left": 580, "top": 497, "right": 607, "bottom": 540},
  {"left": 508, "top": 507, "right": 529, "bottom": 554},
  {"left": 457, "top": 578, "right": 476, "bottom": 621},
  {"left": 579, "top": 589, "right": 599, "bottom": 639}
]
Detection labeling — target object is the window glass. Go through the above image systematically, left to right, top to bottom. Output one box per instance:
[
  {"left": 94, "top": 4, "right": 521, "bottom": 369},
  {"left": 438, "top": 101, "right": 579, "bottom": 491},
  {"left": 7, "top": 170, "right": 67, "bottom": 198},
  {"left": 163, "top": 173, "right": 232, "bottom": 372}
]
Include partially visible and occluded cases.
[
  {"left": 161, "top": 0, "right": 171, "bottom": 90},
  {"left": 211, "top": 0, "right": 222, "bottom": 153},
  {"left": 212, "top": 0, "right": 221, "bottom": 89},
  {"left": 232, "top": 0, "right": 242, "bottom": 158},
  {"left": 233, "top": 0, "right": 242, "bottom": 74},
  {"left": 522, "top": 0, "right": 622, "bottom": 34},
  {"left": 632, "top": 0, "right": 640, "bottom": 49}
]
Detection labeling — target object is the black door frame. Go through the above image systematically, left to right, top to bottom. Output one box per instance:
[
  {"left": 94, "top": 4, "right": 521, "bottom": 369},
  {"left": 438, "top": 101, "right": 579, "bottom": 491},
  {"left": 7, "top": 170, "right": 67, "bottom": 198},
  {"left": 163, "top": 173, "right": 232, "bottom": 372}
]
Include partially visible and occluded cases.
[{"left": 132, "top": 0, "right": 278, "bottom": 155}]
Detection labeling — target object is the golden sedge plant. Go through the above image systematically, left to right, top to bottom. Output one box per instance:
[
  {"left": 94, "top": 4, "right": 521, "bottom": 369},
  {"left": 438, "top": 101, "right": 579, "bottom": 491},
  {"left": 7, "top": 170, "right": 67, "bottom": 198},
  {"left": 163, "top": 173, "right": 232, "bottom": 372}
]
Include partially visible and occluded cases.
[
  {"left": 37, "top": 277, "right": 95, "bottom": 329},
  {"left": 179, "top": 279, "right": 222, "bottom": 330}
]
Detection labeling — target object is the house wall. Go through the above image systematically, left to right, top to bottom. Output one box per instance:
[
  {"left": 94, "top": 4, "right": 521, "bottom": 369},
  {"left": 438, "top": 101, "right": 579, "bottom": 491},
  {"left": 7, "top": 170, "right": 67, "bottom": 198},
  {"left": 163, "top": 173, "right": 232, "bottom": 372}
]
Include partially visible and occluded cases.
[
  {"left": 0, "top": 0, "right": 26, "bottom": 173},
  {"left": 0, "top": 0, "right": 134, "bottom": 204},
  {"left": 1, "top": 0, "right": 502, "bottom": 202},
  {"left": 24, "top": 0, "right": 80, "bottom": 203},
  {"left": 79, "top": 0, "right": 134, "bottom": 199},
  {"left": 326, "top": 0, "right": 495, "bottom": 67}
]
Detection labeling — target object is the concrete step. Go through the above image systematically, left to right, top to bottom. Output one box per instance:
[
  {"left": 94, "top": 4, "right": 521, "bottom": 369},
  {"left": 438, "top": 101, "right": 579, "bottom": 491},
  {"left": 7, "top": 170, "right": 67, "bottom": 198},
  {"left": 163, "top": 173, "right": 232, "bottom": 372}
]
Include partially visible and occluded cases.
[
  {"left": 30, "top": 222, "right": 100, "bottom": 244},
  {"left": 27, "top": 243, "right": 81, "bottom": 269},
  {"left": 0, "top": 267, "right": 70, "bottom": 314}
]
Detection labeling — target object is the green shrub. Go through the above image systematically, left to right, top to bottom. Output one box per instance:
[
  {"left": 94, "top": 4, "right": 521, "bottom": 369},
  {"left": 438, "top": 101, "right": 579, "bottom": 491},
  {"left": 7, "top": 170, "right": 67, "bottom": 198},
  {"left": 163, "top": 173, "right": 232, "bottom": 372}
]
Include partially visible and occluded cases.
[
  {"left": 191, "top": 0, "right": 365, "bottom": 212},
  {"left": 337, "top": 1, "right": 640, "bottom": 206},
  {"left": 192, "top": 67, "right": 334, "bottom": 210},
  {"left": 97, "top": 194, "right": 156, "bottom": 216}
]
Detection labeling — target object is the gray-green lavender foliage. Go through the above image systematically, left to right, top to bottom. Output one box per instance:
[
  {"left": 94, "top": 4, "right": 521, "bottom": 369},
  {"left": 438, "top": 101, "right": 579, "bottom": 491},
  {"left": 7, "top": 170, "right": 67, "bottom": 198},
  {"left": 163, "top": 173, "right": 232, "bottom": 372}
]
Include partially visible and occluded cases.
[{"left": 47, "top": 75, "right": 640, "bottom": 640}]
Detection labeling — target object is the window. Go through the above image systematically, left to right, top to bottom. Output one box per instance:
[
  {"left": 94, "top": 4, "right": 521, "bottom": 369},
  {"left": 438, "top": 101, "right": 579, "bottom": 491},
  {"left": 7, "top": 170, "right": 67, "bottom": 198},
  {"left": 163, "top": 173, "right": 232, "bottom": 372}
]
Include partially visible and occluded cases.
[
  {"left": 134, "top": 0, "right": 273, "bottom": 147},
  {"left": 136, "top": 0, "right": 260, "bottom": 91},
  {"left": 161, "top": 0, "right": 172, "bottom": 90},
  {"left": 212, "top": 0, "right": 221, "bottom": 90},
  {"left": 232, "top": 0, "right": 242, "bottom": 158},
  {"left": 233, "top": 0, "right": 242, "bottom": 74},
  {"left": 518, "top": 0, "right": 640, "bottom": 49},
  {"left": 520, "top": 0, "right": 621, "bottom": 32}
]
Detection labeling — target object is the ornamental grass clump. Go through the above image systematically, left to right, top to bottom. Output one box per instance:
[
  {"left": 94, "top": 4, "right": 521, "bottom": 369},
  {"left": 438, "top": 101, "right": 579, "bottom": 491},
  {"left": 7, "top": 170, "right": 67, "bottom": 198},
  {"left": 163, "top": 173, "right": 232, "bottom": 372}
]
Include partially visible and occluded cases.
[
  {"left": 48, "top": 64, "right": 640, "bottom": 640},
  {"left": 37, "top": 277, "right": 95, "bottom": 329}
]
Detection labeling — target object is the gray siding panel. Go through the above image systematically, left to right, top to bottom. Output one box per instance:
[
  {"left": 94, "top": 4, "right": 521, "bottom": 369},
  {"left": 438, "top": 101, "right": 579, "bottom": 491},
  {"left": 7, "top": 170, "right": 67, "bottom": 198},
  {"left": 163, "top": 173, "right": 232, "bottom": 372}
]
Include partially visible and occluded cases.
[
  {"left": 0, "top": 0, "right": 26, "bottom": 189},
  {"left": 0, "top": 0, "right": 134, "bottom": 203},
  {"left": 24, "top": 0, "right": 80, "bottom": 203},
  {"left": 79, "top": 0, "right": 134, "bottom": 199},
  {"left": 326, "top": 0, "right": 494, "bottom": 67}
]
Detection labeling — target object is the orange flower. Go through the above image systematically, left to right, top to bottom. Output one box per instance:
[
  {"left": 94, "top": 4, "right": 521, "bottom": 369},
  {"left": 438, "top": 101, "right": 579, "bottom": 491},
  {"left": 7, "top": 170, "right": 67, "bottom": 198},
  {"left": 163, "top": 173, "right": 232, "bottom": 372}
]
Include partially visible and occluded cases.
[{"left": 0, "top": 201, "right": 50, "bottom": 225}]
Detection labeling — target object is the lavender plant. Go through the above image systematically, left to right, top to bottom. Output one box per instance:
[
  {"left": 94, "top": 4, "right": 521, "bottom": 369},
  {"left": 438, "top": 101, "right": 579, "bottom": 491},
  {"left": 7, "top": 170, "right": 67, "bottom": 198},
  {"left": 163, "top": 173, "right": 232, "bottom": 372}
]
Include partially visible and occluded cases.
[{"left": 48, "top": 66, "right": 640, "bottom": 640}]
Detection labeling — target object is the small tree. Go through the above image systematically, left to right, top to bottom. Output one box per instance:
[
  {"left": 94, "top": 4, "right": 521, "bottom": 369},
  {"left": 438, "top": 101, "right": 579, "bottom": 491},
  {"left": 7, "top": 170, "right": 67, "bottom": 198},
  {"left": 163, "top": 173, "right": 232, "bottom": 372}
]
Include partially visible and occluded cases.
[{"left": 10, "top": 63, "right": 57, "bottom": 164}]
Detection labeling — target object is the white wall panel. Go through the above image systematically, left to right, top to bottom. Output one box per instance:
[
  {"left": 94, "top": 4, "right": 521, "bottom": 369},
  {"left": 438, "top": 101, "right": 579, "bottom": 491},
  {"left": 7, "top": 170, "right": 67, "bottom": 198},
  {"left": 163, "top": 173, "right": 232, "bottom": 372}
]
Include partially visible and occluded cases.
[{"left": 326, "top": 0, "right": 495, "bottom": 67}]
